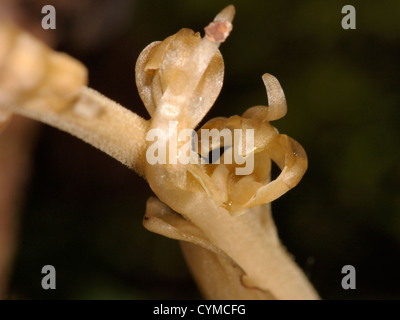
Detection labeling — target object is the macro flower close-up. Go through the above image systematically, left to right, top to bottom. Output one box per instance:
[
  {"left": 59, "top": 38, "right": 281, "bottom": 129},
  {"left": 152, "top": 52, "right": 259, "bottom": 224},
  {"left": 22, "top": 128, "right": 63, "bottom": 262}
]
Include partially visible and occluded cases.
[{"left": 0, "top": 0, "right": 399, "bottom": 301}]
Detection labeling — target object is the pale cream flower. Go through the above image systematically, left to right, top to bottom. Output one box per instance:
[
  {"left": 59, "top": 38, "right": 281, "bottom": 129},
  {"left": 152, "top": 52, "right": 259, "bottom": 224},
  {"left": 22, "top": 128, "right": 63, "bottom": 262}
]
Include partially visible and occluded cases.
[{"left": 0, "top": 5, "right": 318, "bottom": 299}]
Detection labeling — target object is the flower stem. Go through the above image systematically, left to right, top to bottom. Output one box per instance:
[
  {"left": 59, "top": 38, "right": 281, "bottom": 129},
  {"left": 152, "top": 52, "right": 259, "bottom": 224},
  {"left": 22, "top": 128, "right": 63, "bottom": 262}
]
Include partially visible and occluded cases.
[
  {"left": 1, "top": 86, "right": 149, "bottom": 176},
  {"left": 182, "top": 203, "right": 320, "bottom": 299}
]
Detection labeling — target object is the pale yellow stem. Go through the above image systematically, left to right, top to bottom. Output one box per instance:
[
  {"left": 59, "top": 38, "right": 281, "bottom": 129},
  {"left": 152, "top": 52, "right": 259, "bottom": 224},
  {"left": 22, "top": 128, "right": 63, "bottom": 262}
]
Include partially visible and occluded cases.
[
  {"left": 0, "top": 21, "right": 149, "bottom": 176},
  {"left": 1, "top": 87, "right": 149, "bottom": 176},
  {"left": 144, "top": 197, "right": 319, "bottom": 299},
  {"left": 186, "top": 203, "right": 319, "bottom": 299}
]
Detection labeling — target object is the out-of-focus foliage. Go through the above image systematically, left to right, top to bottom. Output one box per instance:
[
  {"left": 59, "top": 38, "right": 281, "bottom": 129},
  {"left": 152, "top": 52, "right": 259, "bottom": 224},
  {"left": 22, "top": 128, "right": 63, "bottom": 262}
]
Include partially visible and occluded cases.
[{"left": 7, "top": 0, "right": 400, "bottom": 299}]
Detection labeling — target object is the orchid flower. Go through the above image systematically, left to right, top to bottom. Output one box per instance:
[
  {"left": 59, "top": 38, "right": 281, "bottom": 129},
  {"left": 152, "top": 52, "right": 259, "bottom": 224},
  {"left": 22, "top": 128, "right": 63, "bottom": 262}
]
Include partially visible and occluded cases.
[{"left": 0, "top": 5, "right": 319, "bottom": 299}]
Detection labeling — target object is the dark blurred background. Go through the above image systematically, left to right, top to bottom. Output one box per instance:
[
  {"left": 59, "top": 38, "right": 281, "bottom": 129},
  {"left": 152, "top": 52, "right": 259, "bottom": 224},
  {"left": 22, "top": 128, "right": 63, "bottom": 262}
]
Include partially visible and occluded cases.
[{"left": 3, "top": 0, "right": 400, "bottom": 299}]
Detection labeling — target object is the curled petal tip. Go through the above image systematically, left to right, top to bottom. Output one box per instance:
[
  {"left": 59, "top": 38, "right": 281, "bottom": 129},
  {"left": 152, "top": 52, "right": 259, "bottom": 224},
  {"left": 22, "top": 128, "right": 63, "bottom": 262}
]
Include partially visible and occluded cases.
[
  {"left": 205, "top": 5, "right": 235, "bottom": 43},
  {"left": 214, "top": 5, "right": 236, "bottom": 23}
]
